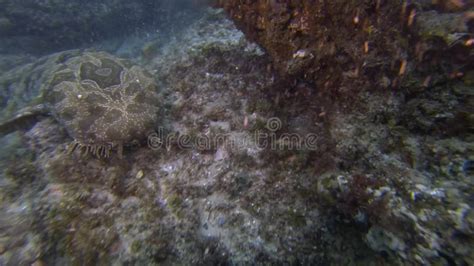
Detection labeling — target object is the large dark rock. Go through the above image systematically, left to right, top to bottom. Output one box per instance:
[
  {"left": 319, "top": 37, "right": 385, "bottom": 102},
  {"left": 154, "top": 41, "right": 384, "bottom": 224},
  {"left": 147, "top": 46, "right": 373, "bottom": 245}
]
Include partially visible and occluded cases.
[{"left": 215, "top": 0, "right": 473, "bottom": 95}]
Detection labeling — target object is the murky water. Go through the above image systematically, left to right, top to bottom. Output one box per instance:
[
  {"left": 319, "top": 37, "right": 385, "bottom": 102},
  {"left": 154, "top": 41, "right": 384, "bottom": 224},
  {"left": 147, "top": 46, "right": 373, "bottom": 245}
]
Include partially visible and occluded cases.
[{"left": 0, "top": 1, "right": 472, "bottom": 265}]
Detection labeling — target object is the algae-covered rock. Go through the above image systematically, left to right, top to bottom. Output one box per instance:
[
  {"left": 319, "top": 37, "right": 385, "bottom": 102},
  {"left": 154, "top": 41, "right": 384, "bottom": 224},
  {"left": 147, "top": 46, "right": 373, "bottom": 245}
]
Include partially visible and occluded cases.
[
  {"left": 214, "top": 0, "right": 410, "bottom": 92},
  {"left": 215, "top": 0, "right": 473, "bottom": 95},
  {"left": 416, "top": 10, "right": 468, "bottom": 44}
]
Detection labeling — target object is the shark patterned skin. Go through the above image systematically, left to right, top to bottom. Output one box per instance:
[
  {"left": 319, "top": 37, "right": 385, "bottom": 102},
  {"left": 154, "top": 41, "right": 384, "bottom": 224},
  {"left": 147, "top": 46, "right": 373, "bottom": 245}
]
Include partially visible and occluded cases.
[{"left": 0, "top": 51, "right": 161, "bottom": 159}]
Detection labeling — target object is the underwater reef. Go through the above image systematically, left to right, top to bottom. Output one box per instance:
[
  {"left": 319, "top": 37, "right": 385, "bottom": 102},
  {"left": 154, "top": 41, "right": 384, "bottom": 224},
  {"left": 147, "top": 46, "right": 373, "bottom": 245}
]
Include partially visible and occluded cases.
[
  {"left": 215, "top": 0, "right": 473, "bottom": 96},
  {"left": 0, "top": 1, "right": 473, "bottom": 265}
]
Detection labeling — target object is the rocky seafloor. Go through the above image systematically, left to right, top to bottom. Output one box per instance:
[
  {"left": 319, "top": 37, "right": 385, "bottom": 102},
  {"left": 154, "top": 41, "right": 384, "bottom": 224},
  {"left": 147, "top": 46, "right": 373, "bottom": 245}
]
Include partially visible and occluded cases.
[{"left": 0, "top": 1, "right": 473, "bottom": 265}]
